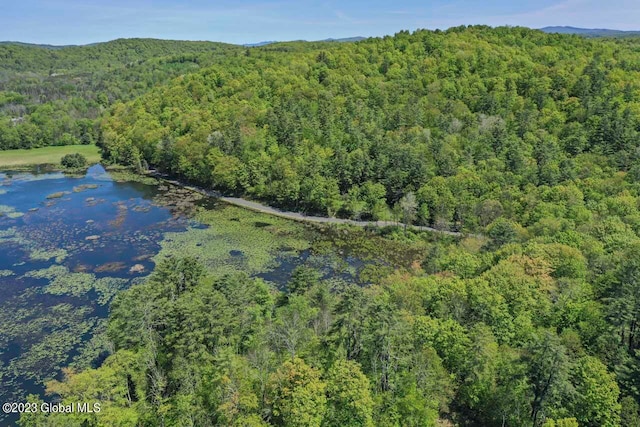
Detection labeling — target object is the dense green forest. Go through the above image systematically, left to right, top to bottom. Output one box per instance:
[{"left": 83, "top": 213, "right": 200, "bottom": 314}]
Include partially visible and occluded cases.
[
  {"left": 13, "top": 26, "right": 640, "bottom": 426},
  {"left": 99, "top": 27, "right": 640, "bottom": 228},
  {"left": 0, "top": 39, "right": 240, "bottom": 150}
]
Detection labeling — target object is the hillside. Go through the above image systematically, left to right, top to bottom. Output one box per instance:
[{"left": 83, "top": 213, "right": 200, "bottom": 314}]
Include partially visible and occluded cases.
[
  {"left": 102, "top": 26, "right": 640, "bottom": 228},
  {"left": 0, "top": 38, "right": 240, "bottom": 150},
  {"left": 0, "top": 38, "right": 237, "bottom": 73}
]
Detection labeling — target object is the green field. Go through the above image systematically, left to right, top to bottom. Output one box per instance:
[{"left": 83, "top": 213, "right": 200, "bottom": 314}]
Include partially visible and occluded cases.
[{"left": 0, "top": 145, "right": 101, "bottom": 168}]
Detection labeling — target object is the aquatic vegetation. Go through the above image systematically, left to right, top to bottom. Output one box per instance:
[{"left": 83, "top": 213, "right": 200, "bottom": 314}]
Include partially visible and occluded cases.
[
  {"left": 0, "top": 167, "right": 387, "bottom": 420},
  {"left": 107, "top": 169, "right": 159, "bottom": 185},
  {"left": 72, "top": 184, "right": 99, "bottom": 193},
  {"left": 152, "top": 184, "right": 206, "bottom": 217},
  {"left": 0, "top": 189, "right": 6, "bottom": 195},
  {"left": 45, "top": 191, "right": 70, "bottom": 199},
  {"left": 85, "top": 197, "right": 106, "bottom": 206},
  {"left": 109, "top": 203, "right": 128, "bottom": 228},
  {"left": 0, "top": 204, "right": 19, "bottom": 215},
  {"left": 0, "top": 204, "right": 25, "bottom": 218},
  {"left": 132, "top": 204, "right": 152, "bottom": 213},
  {"left": 156, "top": 205, "right": 311, "bottom": 276},
  {"left": 311, "top": 224, "right": 430, "bottom": 270},
  {"left": 0, "top": 227, "right": 17, "bottom": 239},
  {"left": 0, "top": 227, "right": 70, "bottom": 263},
  {"left": 29, "top": 248, "right": 68, "bottom": 263},
  {"left": 132, "top": 253, "right": 152, "bottom": 262},
  {"left": 72, "top": 263, "right": 92, "bottom": 273},
  {"left": 129, "top": 264, "right": 145, "bottom": 274},
  {"left": 23, "top": 265, "right": 130, "bottom": 304},
  {"left": 23, "top": 265, "right": 68, "bottom": 279},
  {"left": 46, "top": 273, "right": 95, "bottom": 298},
  {"left": 92, "top": 277, "right": 130, "bottom": 305},
  {"left": 0, "top": 295, "right": 96, "bottom": 383},
  {"left": 5, "top": 308, "right": 97, "bottom": 382},
  {"left": 68, "top": 319, "right": 109, "bottom": 371}
]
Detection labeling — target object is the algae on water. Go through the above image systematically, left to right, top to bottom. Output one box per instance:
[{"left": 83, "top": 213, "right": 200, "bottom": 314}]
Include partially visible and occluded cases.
[
  {"left": 0, "top": 204, "right": 23, "bottom": 218},
  {"left": 156, "top": 205, "right": 311, "bottom": 276},
  {"left": 29, "top": 248, "right": 68, "bottom": 263},
  {"left": 23, "top": 265, "right": 130, "bottom": 304}
]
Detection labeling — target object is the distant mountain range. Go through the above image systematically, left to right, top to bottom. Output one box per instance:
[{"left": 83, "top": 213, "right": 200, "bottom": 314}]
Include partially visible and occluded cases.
[
  {"left": 540, "top": 26, "right": 640, "bottom": 37},
  {"left": 5, "top": 27, "right": 640, "bottom": 51},
  {"left": 0, "top": 37, "right": 367, "bottom": 50},
  {"left": 243, "top": 37, "right": 366, "bottom": 47},
  {"left": 320, "top": 37, "right": 366, "bottom": 43},
  {"left": 0, "top": 41, "right": 78, "bottom": 49},
  {"left": 243, "top": 41, "right": 279, "bottom": 47}
]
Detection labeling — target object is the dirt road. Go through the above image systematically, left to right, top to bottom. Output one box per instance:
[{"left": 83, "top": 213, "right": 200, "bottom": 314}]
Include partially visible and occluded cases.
[{"left": 152, "top": 173, "right": 469, "bottom": 237}]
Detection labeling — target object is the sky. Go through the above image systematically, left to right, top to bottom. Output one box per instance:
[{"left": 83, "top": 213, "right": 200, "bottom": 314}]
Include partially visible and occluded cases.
[{"left": 2, "top": 0, "right": 640, "bottom": 46}]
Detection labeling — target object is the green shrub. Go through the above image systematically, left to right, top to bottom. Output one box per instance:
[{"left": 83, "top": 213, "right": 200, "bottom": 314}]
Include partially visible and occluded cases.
[{"left": 60, "top": 153, "right": 87, "bottom": 168}]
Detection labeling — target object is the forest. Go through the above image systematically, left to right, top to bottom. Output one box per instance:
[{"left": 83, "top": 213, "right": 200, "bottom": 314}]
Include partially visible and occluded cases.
[
  {"left": 8, "top": 26, "right": 640, "bottom": 426},
  {"left": 98, "top": 27, "right": 640, "bottom": 230},
  {"left": 0, "top": 38, "right": 240, "bottom": 150}
]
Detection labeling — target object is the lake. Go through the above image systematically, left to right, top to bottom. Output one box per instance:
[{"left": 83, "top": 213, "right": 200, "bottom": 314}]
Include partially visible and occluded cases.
[{"left": 0, "top": 165, "right": 377, "bottom": 423}]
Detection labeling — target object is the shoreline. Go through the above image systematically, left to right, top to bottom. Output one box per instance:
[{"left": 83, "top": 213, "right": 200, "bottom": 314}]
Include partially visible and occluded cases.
[
  {"left": 0, "top": 159, "right": 472, "bottom": 238},
  {"left": 148, "top": 171, "right": 471, "bottom": 238}
]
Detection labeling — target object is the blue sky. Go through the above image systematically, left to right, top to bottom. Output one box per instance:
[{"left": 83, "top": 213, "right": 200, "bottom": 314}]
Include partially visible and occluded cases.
[{"left": 2, "top": 0, "right": 640, "bottom": 45}]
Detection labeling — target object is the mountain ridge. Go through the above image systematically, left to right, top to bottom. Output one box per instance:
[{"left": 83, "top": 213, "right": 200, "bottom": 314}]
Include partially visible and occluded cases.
[
  {"left": 540, "top": 25, "right": 640, "bottom": 37},
  {"left": 1, "top": 36, "right": 367, "bottom": 50},
  {"left": 244, "top": 36, "right": 366, "bottom": 47}
]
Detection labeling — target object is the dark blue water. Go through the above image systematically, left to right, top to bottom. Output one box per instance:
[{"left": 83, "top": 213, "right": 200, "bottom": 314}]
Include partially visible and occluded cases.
[{"left": 0, "top": 165, "right": 193, "bottom": 424}]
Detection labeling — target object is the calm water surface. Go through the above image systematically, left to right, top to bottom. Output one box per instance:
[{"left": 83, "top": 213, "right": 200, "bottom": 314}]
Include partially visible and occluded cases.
[{"left": 0, "top": 165, "right": 197, "bottom": 422}]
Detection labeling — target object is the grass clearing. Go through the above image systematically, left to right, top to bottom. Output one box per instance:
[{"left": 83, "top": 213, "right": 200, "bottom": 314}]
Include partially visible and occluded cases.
[{"left": 0, "top": 145, "right": 101, "bottom": 168}]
